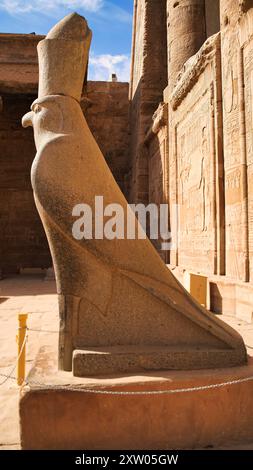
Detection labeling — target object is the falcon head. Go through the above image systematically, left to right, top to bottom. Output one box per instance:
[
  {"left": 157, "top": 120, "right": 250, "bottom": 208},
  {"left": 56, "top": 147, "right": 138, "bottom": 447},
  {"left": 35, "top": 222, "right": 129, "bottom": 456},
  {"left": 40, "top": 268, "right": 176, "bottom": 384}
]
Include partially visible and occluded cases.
[{"left": 22, "top": 95, "right": 81, "bottom": 150}]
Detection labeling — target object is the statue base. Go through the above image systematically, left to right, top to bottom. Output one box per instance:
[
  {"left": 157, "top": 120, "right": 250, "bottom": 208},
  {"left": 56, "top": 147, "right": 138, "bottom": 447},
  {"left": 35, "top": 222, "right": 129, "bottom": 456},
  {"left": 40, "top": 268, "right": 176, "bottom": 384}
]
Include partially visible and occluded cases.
[
  {"left": 20, "top": 340, "right": 253, "bottom": 449},
  {"left": 73, "top": 346, "right": 246, "bottom": 377}
]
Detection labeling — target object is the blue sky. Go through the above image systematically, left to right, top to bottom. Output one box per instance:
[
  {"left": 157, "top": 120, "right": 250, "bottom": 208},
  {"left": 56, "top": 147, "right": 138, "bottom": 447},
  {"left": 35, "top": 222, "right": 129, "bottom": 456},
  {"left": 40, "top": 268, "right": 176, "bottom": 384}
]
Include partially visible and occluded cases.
[{"left": 0, "top": 0, "right": 133, "bottom": 81}]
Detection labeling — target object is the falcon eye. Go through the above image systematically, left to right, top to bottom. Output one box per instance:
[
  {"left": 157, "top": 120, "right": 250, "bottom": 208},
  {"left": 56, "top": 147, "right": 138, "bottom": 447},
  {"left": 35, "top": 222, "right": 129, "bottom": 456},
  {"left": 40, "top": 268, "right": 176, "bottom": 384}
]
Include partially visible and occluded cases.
[{"left": 34, "top": 105, "right": 41, "bottom": 114}]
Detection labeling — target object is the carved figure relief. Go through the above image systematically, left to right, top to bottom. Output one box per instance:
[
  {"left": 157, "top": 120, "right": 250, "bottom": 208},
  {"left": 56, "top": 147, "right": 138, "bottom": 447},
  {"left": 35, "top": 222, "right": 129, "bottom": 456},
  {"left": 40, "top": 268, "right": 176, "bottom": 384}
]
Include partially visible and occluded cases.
[{"left": 199, "top": 126, "right": 210, "bottom": 232}]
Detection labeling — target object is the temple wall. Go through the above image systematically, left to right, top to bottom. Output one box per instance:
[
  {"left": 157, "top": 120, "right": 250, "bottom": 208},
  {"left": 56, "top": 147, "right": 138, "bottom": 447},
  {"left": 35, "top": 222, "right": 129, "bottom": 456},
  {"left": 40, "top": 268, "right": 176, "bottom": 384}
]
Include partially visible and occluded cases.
[
  {"left": 129, "top": 0, "right": 167, "bottom": 203},
  {"left": 129, "top": 0, "right": 253, "bottom": 320},
  {"left": 129, "top": 0, "right": 145, "bottom": 99},
  {"left": 163, "top": 0, "right": 253, "bottom": 284},
  {"left": 205, "top": 0, "right": 220, "bottom": 38},
  {"left": 220, "top": 0, "right": 253, "bottom": 282},
  {"left": 0, "top": 33, "right": 42, "bottom": 94},
  {"left": 168, "top": 33, "right": 224, "bottom": 275},
  {"left": 84, "top": 81, "right": 130, "bottom": 194},
  {"left": 0, "top": 93, "right": 50, "bottom": 273},
  {"left": 146, "top": 103, "right": 169, "bottom": 260}
]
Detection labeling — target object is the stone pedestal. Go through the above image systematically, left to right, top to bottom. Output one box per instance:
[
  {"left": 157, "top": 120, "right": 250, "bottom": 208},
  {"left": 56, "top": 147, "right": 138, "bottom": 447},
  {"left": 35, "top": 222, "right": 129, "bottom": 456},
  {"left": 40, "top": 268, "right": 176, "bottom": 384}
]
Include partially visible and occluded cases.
[{"left": 20, "top": 339, "right": 253, "bottom": 450}]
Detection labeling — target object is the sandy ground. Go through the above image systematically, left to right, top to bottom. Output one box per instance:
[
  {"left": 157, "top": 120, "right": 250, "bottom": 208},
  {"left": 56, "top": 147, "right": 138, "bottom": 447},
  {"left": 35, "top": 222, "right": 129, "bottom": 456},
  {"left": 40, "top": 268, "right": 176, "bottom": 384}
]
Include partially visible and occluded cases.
[
  {"left": 0, "top": 274, "right": 253, "bottom": 450},
  {"left": 0, "top": 275, "right": 58, "bottom": 450}
]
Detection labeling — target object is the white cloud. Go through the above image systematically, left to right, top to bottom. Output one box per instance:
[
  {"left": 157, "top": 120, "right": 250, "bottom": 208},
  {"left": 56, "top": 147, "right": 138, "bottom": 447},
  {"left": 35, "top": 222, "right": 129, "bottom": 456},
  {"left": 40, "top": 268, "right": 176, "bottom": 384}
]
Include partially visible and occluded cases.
[
  {"left": 0, "top": 0, "right": 104, "bottom": 15},
  {"left": 89, "top": 53, "right": 130, "bottom": 82}
]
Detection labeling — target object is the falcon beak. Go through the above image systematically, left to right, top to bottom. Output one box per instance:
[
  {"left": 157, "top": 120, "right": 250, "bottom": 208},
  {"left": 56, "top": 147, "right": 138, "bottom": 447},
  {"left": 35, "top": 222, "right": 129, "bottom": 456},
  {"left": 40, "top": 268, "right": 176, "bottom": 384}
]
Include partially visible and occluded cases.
[{"left": 22, "top": 111, "right": 34, "bottom": 128}]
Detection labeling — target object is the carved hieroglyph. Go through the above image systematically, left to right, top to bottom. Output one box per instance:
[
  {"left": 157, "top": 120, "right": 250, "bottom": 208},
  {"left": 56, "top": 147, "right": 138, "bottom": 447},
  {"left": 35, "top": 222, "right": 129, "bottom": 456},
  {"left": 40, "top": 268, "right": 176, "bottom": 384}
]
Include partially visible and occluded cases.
[
  {"left": 220, "top": 0, "right": 252, "bottom": 282},
  {"left": 22, "top": 13, "right": 246, "bottom": 375},
  {"left": 169, "top": 33, "right": 225, "bottom": 276},
  {"left": 244, "top": 42, "right": 253, "bottom": 282},
  {"left": 177, "top": 93, "right": 211, "bottom": 265}
]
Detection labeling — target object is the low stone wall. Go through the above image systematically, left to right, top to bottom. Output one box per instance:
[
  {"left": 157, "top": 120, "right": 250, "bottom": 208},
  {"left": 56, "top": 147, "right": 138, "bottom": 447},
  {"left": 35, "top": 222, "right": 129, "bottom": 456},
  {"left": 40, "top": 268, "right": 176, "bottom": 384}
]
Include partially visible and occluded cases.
[{"left": 170, "top": 265, "right": 253, "bottom": 323}]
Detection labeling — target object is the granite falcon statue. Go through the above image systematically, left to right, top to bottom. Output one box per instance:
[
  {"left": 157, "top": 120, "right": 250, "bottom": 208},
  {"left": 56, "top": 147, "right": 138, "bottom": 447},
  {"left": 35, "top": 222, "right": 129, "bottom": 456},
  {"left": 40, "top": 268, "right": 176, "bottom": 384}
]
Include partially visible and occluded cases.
[{"left": 22, "top": 13, "right": 247, "bottom": 375}]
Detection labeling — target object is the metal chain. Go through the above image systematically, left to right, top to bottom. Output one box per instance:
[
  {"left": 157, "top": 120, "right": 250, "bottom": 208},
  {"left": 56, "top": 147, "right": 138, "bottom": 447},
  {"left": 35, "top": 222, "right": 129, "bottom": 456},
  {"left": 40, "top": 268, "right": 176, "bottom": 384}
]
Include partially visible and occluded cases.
[
  {"left": 27, "top": 327, "right": 58, "bottom": 334},
  {"left": 1, "top": 328, "right": 253, "bottom": 395},
  {"left": 0, "top": 334, "right": 27, "bottom": 386},
  {"left": 2, "top": 353, "right": 253, "bottom": 395},
  {"left": 24, "top": 372, "right": 253, "bottom": 395},
  {"left": 0, "top": 373, "right": 16, "bottom": 381}
]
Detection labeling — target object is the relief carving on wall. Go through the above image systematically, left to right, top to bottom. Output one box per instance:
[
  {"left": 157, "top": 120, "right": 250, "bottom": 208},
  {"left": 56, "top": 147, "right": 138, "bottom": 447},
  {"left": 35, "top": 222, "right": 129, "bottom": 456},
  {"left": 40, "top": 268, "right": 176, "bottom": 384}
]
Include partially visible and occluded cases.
[
  {"left": 171, "top": 33, "right": 220, "bottom": 110},
  {"left": 224, "top": 65, "right": 234, "bottom": 114},
  {"left": 177, "top": 96, "right": 211, "bottom": 244},
  {"left": 199, "top": 126, "right": 210, "bottom": 233},
  {"left": 179, "top": 133, "right": 191, "bottom": 207}
]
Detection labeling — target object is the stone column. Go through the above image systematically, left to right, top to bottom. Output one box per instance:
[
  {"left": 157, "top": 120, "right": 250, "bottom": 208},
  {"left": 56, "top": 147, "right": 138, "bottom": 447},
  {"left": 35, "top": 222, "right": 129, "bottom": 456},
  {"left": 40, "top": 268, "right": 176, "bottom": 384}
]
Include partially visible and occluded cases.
[{"left": 167, "top": 0, "right": 206, "bottom": 92}]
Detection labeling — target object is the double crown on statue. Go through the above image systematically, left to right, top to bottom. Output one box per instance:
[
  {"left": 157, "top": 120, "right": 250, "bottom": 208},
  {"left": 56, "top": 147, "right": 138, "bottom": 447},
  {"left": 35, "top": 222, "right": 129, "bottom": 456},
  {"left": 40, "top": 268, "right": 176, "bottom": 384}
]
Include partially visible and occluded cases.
[{"left": 37, "top": 13, "right": 92, "bottom": 102}]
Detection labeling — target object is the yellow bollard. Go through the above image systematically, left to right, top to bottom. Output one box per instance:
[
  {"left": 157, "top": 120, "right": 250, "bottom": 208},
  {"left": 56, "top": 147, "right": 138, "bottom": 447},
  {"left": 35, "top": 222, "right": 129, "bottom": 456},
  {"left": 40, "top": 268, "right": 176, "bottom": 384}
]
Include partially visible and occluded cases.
[
  {"left": 183, "top": 271, "right": 208, "bottom": 308},
  {"left": 17, "top": 314, "right": 28, "bottom": 386}
]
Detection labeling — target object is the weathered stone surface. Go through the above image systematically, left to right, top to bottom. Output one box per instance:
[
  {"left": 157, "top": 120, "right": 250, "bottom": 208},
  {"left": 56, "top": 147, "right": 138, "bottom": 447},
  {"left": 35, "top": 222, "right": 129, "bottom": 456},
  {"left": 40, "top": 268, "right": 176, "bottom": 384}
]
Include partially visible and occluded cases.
[
  {"left": 129, "top": 0, "right": 167, "bottom": 203},
  {"left": 129, "top": 0, "right": 253, "bottom": 318},
  {"left": 167, "top": 0, "right": 206, "bottom": 92},
  {"left": 205, "top": 0, "right": 220, "bottom": 37},
  {"left": 220, "top": 0, "right": 253, "bottom": 282},
  {"left": 239, "top": 0, "right": 253, "bottom": 14},
  {"left": 22, "top": 12, "right": 246, "bottom": 377},
  {"left": 37, "top": 14, "right": 91, "bottom": 102},
  {"left": 0, "top": 33, "right": 43, "bottom": 94},
  {"left": 168, "top": 33, "right": 225, "bottom": 275},
  {"left": 171, "top": 33, "right": 221, "bottom": 110},
  {"left": 84, "top": 81, "right": 130, "bottom": 194},
  {"left": 0, "top": 84, "right": 130, "bottom": 274},
  {"left": 0, "top": 93, "right": 51, "bottom": 273},
  {"left": 146, "top": 103, "right": 169, "bottom": 261},
  {"left": 209, "top": 275, "right": 253, "bottom": 323},
  {"left": 20, "top": 339, "right": 253, "bottom": 450},
  {"left": 73, "top": 345, "right": 245, "bottom": 377}
]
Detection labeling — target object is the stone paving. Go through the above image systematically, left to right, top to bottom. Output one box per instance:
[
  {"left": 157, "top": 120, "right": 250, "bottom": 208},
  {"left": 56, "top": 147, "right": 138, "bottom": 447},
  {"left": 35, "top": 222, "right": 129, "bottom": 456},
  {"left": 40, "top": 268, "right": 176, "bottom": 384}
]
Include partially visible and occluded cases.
[{"left": 0, "top": 275, "right": 253, "bottom": 450}]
